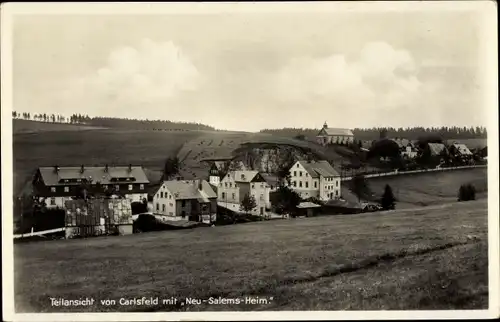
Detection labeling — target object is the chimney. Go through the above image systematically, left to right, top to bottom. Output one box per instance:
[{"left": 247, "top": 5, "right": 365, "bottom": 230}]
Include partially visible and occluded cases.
[
  {"left": 104, "top": 164, "right": 109, "bottom": 172},
  {"left": 128, "top": 164, "right": 132, "bottom": 172},
  {"left": 54, "top": 165, "right": 60, "bottom": 173},
  {"left": 80, "top": 165, "right": 84, "bottom": 173},
  {"left": 198, "top": 179, "right": 203, "bottom": 191}
]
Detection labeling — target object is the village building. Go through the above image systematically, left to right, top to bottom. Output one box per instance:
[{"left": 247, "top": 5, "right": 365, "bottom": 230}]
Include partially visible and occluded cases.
[
  {"left": 316, "top": 122, "right": 355, "bottom": 146},
  {"left": 391, "top": 138, "right": 419, "bottom": 159},
  {"left": 449, "top": 142, "right": 473, "bottom": 162},
  {"left": 201, "top": 157, "right": 247, "bottom": 187},
  {"left": 288, "top": 160, "right": 341, "bottom": 201},
  {"left": 32, "top": 165, "right": 150, "bottom": 209},
  {"left": 217, "top": 170, "right": 270, "bottom": 216},
  {"left": 152, "top": 179, "right": 217, "bottom": 223}
]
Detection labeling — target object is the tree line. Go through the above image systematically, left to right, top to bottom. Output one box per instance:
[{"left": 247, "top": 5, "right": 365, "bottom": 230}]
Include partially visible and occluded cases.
[
  {"left": 12, "top": 111, "right": 216, "bottom": 131},
  {"left": 260, "top": 126, "right": 487, "bottom": 140}
]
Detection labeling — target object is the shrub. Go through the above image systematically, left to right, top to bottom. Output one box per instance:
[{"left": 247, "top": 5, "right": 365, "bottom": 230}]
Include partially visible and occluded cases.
[
  {"left": 380, "top": 184, "right": 396, "bottom": 210},
  {"left": 458, "top": 184, "right": 476, "bottom": 201}
]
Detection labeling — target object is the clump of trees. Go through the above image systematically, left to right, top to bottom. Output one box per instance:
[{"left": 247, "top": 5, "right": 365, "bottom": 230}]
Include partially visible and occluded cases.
[
  {"left": 162, "top": 157, "right": 181, "bottom": 181},
  {"left": 351, "top": 174, "right": 371, "bottom": 203},
  {"left": 380, "top": 184, "right": 396, "bottom": 210},
  {"left": 458, "top": 184, "right": 476, "bottom": 201},
  {"left": 270, "top": 186, "right": 301, "bottom": 217},
  {"left": 240, "top": 194, "right": 257, "bottom": 214}
]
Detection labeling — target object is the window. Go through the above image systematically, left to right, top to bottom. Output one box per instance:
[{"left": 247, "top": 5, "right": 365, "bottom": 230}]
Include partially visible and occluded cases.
[
  {"left": 297, "top": 164, "right": 299, "bottom": 168},
  {"left": 293, "top": 171, "right": 297, "bottom": 176},
  {"left": 299, "top": 171, "right": 302, "bottom": 177},
  {"left": 306, "top": 173, "right": 308, "bottom": 177},
  {"left": 293, "top": 181, "right": 297, "bottom": 187},
  {"left": 299, "top": 181, "right": 302, "bottom": 188},
  {"left": 336, "top": 181, "right": 339, "bottom": 187},
  {"left": 225, "top": 182, "right": 228, "bottom": 188},
  {"left": 305, "top": 182, "right": 309, "bottom": 188},
  {"left": 314, "top": 182, "right": 317, "bottom": 188},
  {"left": 128, "top": 184, "right": 133, "bottom": 191},
  {"left": 140, "top": 184, "right": 144, "bottom": 190},
  {"left": 251, "top": 184, "right": 255, "bottom": 189},
  {"left": 260, "top": 184, "right": 264, "bottom": 188},
  {"left": 104, "top": 185, "right": 109, "bottom": 190},
  {"left": 115, "top": 185, "right": 120, "bottom": 191},
  {"left": 64, "top": 186, "right": 69, "bottom": 193},
  {"left": 50, "top": 187, "right": 56, "bottom": 193},
  {"left": 335, "top": 190, "right": 339, "bottom": 196},
  {"left": 161, "top": 192, "right": 164, "bottom": 198},
  {"left": 222, "top": 192, "right": 226, "bottom": 199},
  {"left": 232, "top": 193, "right": 235, "bottom": 199},
  {"left": 260, "top": 193, "right": 264, "bottom": 200},
  {"left": 169, "top": 194, "right": 172, "bottom": 199},
  {"left": 50, "top": 198, "right": 56, "bottom": 205},
  {"left": 181, "top": 200, "right": 186, "bottom": 207},
  {"left": 156, "top": 203, "right": 159, "bottom": 211},
  {"left": 169, "top": 203, "right": 173, "bottom": 207},
  {"left": 162, "top": 204, "right": 166, "bottom": 212},
  {"left": 181, "top": 211, "right": 186, "bottom": 218},
  {"left": 169, "top": 212, "right": 174, "bottom": 216}
]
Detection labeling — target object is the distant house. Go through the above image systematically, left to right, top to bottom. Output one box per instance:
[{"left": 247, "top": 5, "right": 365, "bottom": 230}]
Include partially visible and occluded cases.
[
  {"left": 316, "top": 122, "right": 354, "bottom": 146},
  {"left": 391, "top": 138, "right": 419, "bottom": 159},
  {"left": 449, "top": 142, "right": 473, "bottom": 160},
  {"left": 202, "top": 158, "right": 247, "bottom": 187},
  {"left": 288, "top": 160, "right": 341, "bottom": 201},
  {"left": 32, "top": 165, "right": 150, "bottom": 209},
  {"left": 217, "top": 170, "right": 270, "bottom": 216},
  {"left": 260, "top": 173, "right": 280, "bottom": 209},
  {"left": 152, "top": 179, "right": 217, "bottom": 223}
]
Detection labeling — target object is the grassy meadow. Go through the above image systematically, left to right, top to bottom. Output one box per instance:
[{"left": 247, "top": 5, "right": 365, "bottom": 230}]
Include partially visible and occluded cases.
[
  {"left": 366, "top": 168, "right": 487, "bottom": 208},
  {"left": 14, "top": 199, "right": 488, "bottom": 312}
]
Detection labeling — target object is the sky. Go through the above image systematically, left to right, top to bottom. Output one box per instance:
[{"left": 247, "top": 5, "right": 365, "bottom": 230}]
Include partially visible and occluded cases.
[{"left": 10, "top": 3, "right": 493, "bottom": 132}]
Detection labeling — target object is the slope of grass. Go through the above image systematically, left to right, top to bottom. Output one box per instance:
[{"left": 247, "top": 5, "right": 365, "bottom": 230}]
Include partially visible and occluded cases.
[
  {"left": 13, "top": 119, "right": 108, "bottom": 133},
  {"left": 13, "top": 129, "right": 202, "bottom": 194},
  {"left": 365, "top": 168, "right": 487, "bottom": 208},
  {"left": 14, "top": 199, "right": 487, "bottom": 312}
]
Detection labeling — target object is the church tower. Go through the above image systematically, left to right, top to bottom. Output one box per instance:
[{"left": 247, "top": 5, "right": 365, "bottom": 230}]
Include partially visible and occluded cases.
[{"left": 323, "top": 121, "right": 328, "bottom": 129}]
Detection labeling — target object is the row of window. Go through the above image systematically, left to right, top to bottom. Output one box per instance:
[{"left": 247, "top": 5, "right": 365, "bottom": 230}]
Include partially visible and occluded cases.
[
  {"left": 292, "top": 171, "right": 309, "bottom": 177},
  {"left": 292, "top": 180, "right": 339, "bottom": 189},
  {"left": 223, "top": 182, "right": 266, "bottom": 189},
  {"left": 49, "top": 184, "right": 144, "bottom": 193},
  {"left": 159, "top": 191, "right": 172, "bottom": 199},
  {"left": 220, "top": 192, "right": 265, "bottom": 201}
]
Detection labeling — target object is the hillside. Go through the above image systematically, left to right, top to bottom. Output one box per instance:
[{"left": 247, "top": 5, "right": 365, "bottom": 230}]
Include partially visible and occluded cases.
[
  {"left": 13, "top": 119, "right": 108, "bottom": 133},
  {"left": 175, "top": 132, "right": 347, "bottom": 179},
  {"left": 362, "top": 168, "right": 487, "bottom": 208},
  {"left": 14, "top": 199, "right": 487, "bottom": 312}
]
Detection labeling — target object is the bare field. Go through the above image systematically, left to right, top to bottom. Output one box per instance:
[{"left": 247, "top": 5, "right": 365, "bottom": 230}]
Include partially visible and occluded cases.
[
  {"left": 13, "top": 119, "right": 108, "bottom": 133},
  {"left": 14, "top": 199, "right": 488, "bottom": 312}
]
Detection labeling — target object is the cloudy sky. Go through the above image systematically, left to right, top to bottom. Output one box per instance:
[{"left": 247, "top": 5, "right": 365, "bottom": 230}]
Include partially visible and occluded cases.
[{"left": 11, "top": 3, "right": 493, "bottom": 132}]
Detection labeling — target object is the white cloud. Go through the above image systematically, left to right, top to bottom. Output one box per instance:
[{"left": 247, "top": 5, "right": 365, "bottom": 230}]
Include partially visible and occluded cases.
[
  {"left": 56, "top": 39, "right": 201, "bottom": 117},
  {"left": 269, "top": 42, "right": 425, "bottom": 125}
]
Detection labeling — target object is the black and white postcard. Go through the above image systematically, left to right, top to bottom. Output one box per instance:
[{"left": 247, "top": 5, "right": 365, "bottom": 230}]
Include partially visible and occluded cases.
[{"left": 1, "top": 2, "right": 498, "bottom": 321}]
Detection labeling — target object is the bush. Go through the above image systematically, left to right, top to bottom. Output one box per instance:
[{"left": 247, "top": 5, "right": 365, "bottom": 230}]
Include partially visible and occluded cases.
[
  {"left": 380, "top": 184, "right": 396, "bottom": 210},
  {"left": 458, "top": 184, "right": 476, "bottom": 201}
]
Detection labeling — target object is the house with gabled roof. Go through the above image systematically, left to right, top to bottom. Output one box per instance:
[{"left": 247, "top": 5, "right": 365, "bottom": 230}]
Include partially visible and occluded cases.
[
  {"left": 316, "top": 121, "right": 355, "bottom": 146},
  {"left": 288, "top": 159, "right": 341, "bottom": 201},
  {"left": 32, "top": 165, "right": 149, "bottom": 209},
  {"left": 217, "top": 170, "right": 270, "bottom": 216},
  {"left": 152, "top": 179, "right": 217, "bottom": 223}
]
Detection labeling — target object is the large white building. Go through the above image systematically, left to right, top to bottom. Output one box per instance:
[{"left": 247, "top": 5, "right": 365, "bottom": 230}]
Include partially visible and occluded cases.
[
  {"left": 316, "top": 122, "right": 355, "bottom": 146},
  {"left": 288, "top": 160, "right": 341, "bottom": 201},
  {"left": 217, "top": 170, "right": 272, "bottom": 216}
]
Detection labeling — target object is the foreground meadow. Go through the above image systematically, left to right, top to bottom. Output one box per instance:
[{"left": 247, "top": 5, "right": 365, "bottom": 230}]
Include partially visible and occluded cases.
[{"left": 14, "top": 199, "right": 488, "bottom": 312}]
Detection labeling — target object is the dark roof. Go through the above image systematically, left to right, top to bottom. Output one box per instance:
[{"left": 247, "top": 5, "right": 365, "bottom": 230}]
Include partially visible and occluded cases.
[
  {"left": 318, "top": 128, "right": 354, "bottom": 136},
  {"left": 298, "top": 160, "right": 339, "bottom": 178},
  {"left": 38, "top": 166, "right": 150, "bottom": 186},
  {"left": 260, "top": 173, "right": 280, "bottom": 186},
  {"left": 161, "top": 180, "right": 216, "bottom": 200}
]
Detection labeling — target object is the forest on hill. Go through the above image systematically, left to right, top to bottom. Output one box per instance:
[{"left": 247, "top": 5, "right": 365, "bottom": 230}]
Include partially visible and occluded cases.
[
  {"left": 12, "top": 112, "right": 216, "bottom": 132},
  {"left": 260, "top": 126, "right": 488, "bottom": 141}
]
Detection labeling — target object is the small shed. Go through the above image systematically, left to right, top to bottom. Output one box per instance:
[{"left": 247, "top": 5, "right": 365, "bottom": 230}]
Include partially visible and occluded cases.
[{"left": 296, "top": 202, "right": 321, "bottom": 217}]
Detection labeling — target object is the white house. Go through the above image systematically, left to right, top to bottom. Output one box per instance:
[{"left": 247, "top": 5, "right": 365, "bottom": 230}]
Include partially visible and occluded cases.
[
  {"left": 316, "top": 122, "right": 355, "bottom": 146},
  {"left": 288, "top": 160, "right": 341, "bottom": 201},
  {"left": 217, "top": 170, "right": 270, "bottom": 216},
  {"left": 152, "top": 179, "right": 217, "bottom": 223}
]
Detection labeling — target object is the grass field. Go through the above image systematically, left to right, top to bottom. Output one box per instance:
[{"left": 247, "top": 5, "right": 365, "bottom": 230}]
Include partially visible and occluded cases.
[
  {"left": 13, "top": 119, "right": 108, "bottom": 133},
  {"left": 13, "top": 128, "right": 202, "bottom": 194},
  {"left": 365, "top": 168, "right": 487, "bottom": 208},
  {"left": 14, "top": 199, "right": 487, "bottom": 312}
]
